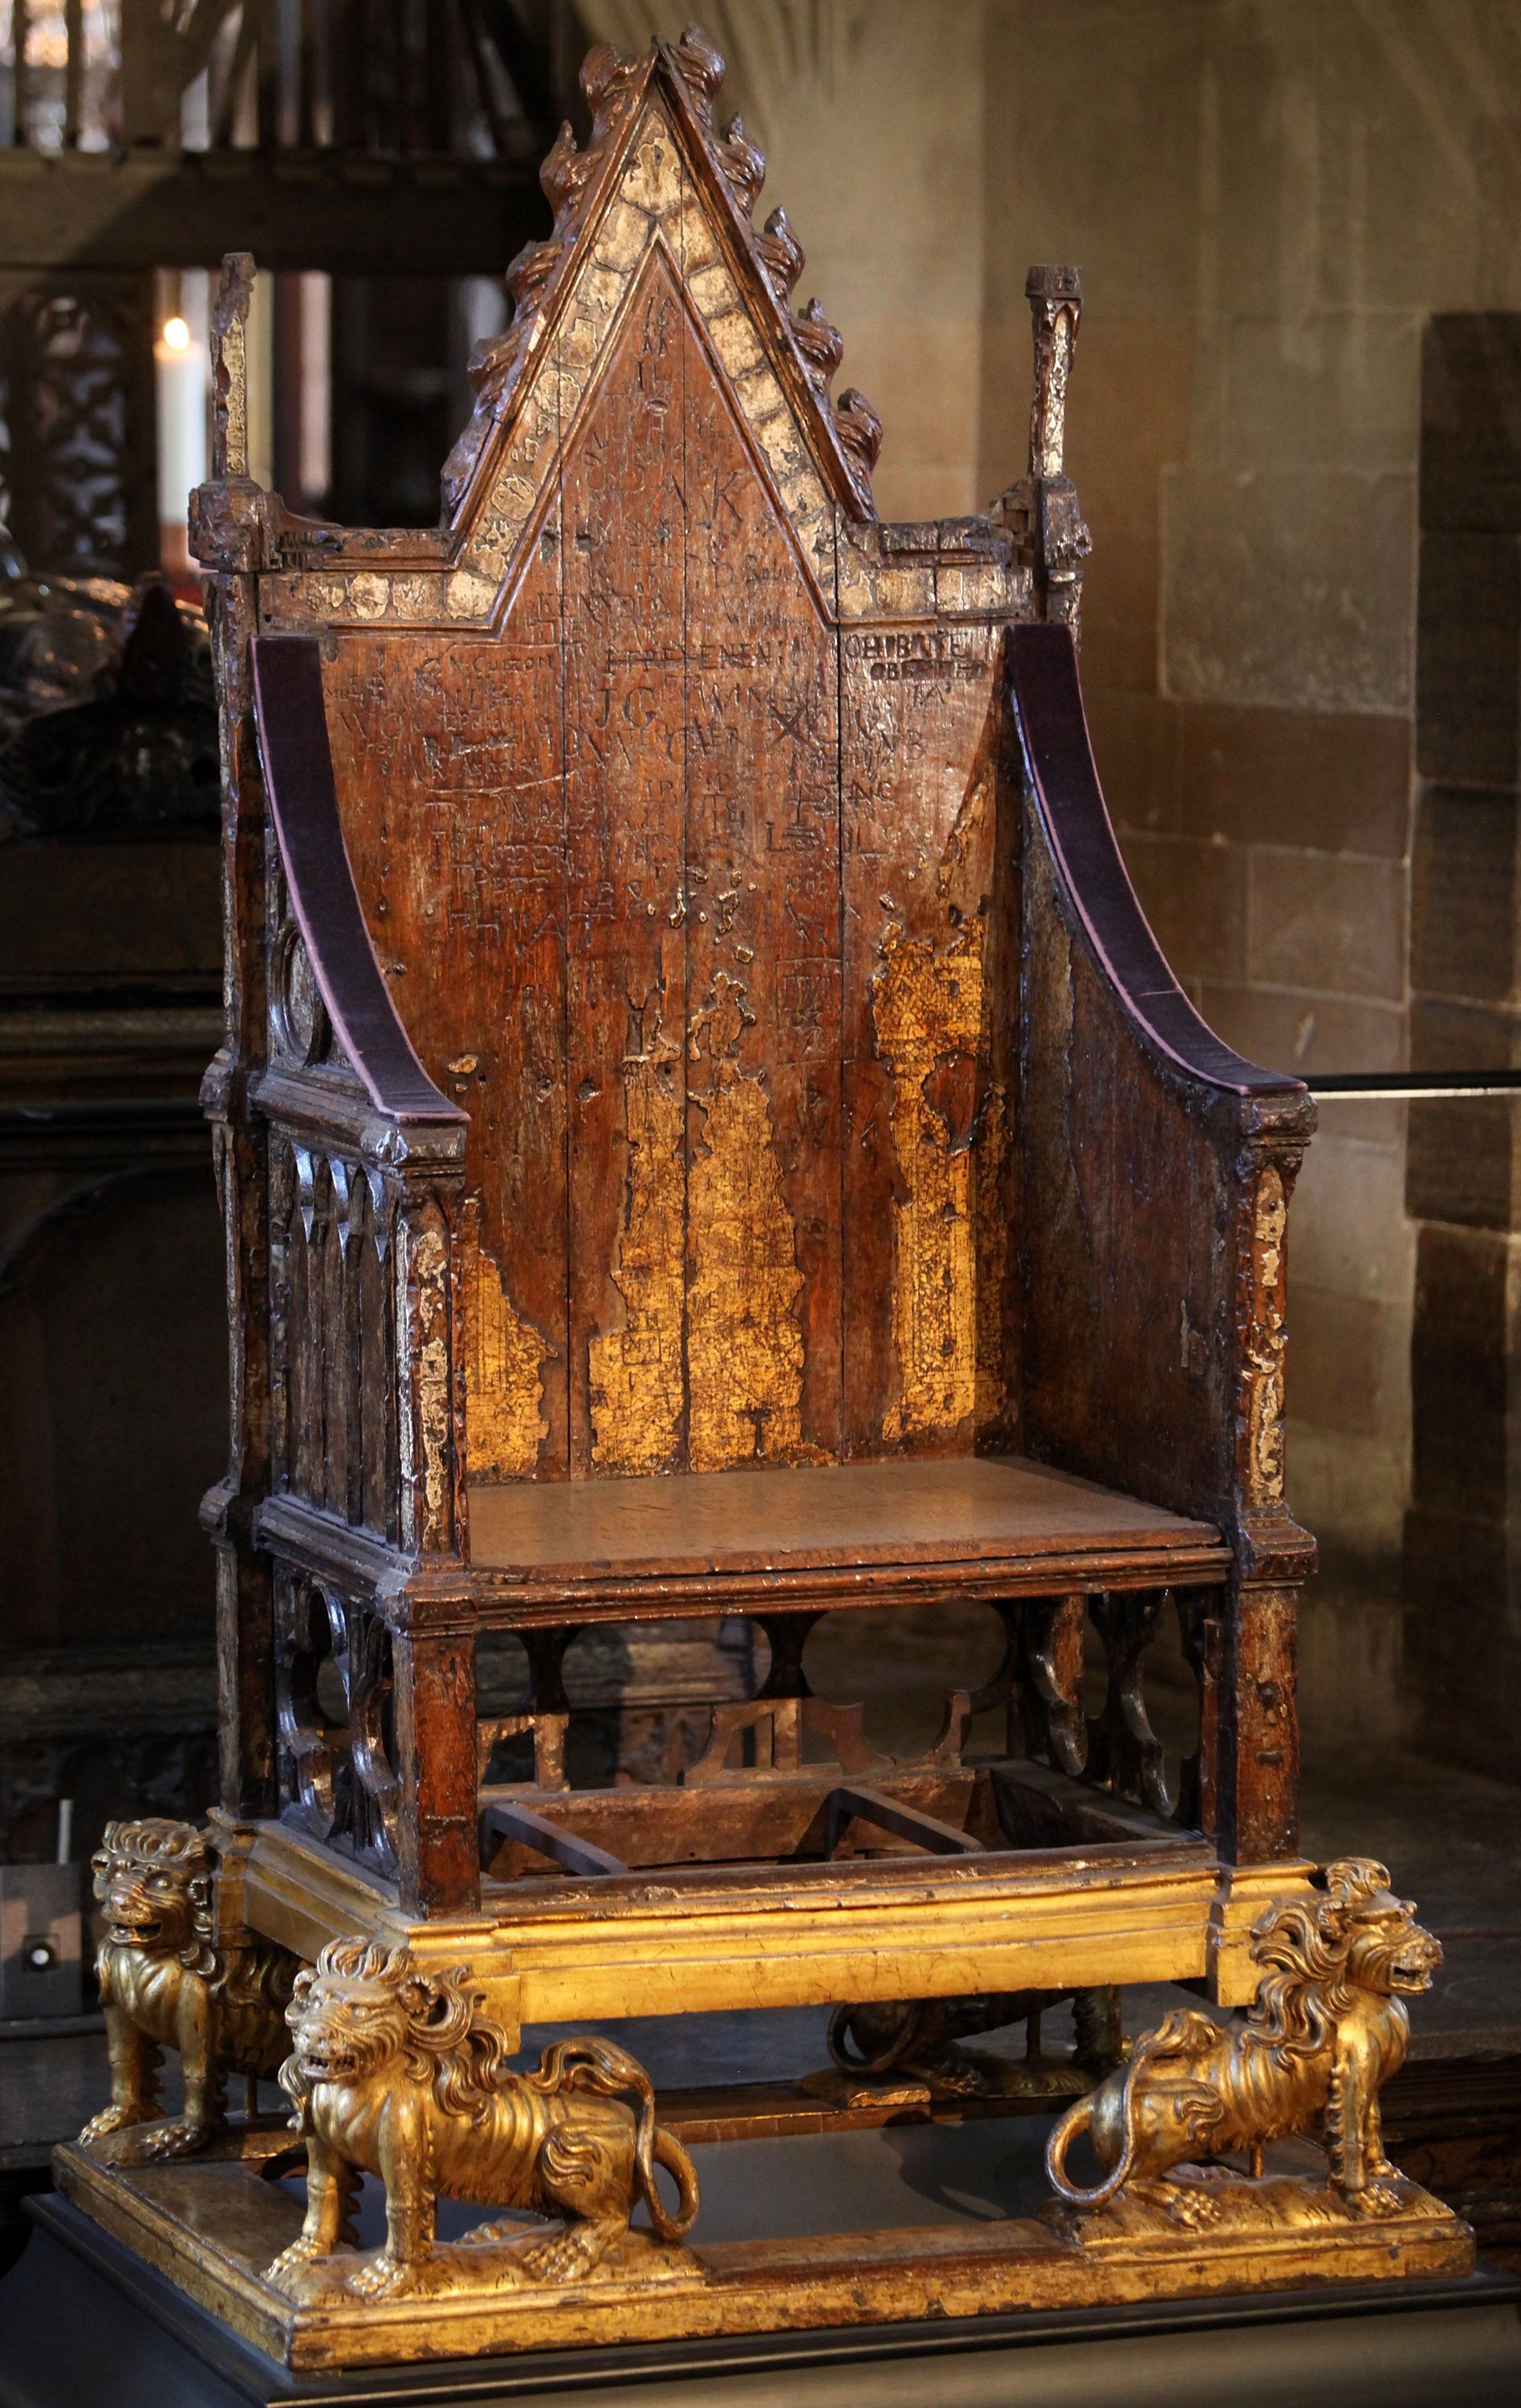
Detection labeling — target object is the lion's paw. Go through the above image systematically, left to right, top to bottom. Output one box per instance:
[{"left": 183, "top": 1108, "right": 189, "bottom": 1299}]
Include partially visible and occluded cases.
[
  {"left": 77, "top": 2107, "right": 135, "bottom": 2150},
  {"left": 133, "top": 2117, "right": 214, "bottom": 2163},
  {"left": 1347, "top": 2177, "right": 1409, "bottom": 2219},
  {"left": 462, "top": 2215, "right": 528, "bottom": 2247},
  {"left": 519, "top": 2225, "right": 609, "bottom": 2286},
  {"left": 265, "top": 2237, "right": 331, "bottom": 2294},
  {"left": 348, "top": 2251, "right": 431, "bottom": 2301}
]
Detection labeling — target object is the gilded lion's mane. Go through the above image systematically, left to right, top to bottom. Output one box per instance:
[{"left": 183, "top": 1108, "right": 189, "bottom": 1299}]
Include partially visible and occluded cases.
[
  {"left": 93, "top": 1817, "right": 218, "bottom": 1979},
  {"left": 1246, "top": 1857, "right": 1393, "bottom": 2061},
  {"left": 283, "top": 1938, "right": 514, "bottom": 2126}
]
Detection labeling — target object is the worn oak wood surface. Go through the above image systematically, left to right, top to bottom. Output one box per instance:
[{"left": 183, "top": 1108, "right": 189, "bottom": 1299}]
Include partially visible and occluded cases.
[
  {"left": 191, "top": 26, "right": 1321, "bottom": 1923},
  {"left": 468, "top": 1457, "right": 1217, "bottom": 1574}
]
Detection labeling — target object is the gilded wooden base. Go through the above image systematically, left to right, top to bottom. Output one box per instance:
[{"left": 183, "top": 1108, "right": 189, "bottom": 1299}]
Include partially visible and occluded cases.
[{"left": 54, "top": 2128, "right": 1474, "bottom": 2373}]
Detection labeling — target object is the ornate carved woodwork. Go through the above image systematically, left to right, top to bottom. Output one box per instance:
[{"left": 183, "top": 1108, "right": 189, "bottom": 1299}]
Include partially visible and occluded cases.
[
  {"left": 59, "top": 25, "right": 1474, "bottom": 2357},
  {"left": 184, "top": 25, "right": 1323, "bottom": 1923},
  {"left": 0, "top": 275, "right": 157, "bottom": 579},
  {"left": 76, "top": 1817, "right": 302, "bottom": 2163},
  {"left": 1045, "top": 1859, "right": 1459, "bottom": 2239},
  {"left": 269, "top": 1938, "right": 701, "bottom": 2302}
]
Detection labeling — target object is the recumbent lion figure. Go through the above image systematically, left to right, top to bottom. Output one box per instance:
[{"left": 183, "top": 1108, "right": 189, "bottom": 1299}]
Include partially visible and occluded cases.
[
  {"left": 78, "top": 1818, "right": 299, "bottom": 2162},
  {"left": 1046, "top": 1857, "right": 1442, "bottom": 2216},
  {"left": 267, "top": 1938, "right": 701, "bottom": 2298}
]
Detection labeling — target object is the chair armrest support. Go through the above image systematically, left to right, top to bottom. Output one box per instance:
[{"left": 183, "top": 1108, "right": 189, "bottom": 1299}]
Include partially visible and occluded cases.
[{"left": 1009, "top": 625, "right": 1317, "bottom": 1863}]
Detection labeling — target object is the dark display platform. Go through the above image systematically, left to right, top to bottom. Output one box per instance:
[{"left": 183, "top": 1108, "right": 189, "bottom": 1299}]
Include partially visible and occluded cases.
[{"left": 2, "top": 2195, "right": 1519, "bottom": 2408}]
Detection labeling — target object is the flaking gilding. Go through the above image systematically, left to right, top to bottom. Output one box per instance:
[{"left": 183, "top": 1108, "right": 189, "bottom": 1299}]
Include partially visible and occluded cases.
[
  {"left": 257, "top": 59, "right": 857, "bottom": 633},
  {"left": 872, "top": 920, "right": 992, "bottom": 1445},
  {"left": 687, "top": 975, "right": 815, "bottom": 1472},
  {"left": 588, "top": 1011, "right": 686, "bottom": 1473},
  {"left": 1244, "top": 1164, "right": 1288, "bottom": 1503},
  {"left": 459, "top": 1200, "right": 551, "bottom": 1481},
  {"left": 400, "top": 1208, "right": 454, "bottom": 1552}
]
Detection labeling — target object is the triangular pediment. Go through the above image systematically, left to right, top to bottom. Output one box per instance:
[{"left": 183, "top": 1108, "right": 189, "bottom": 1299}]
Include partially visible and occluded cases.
[{"left": 439, "top": 28, "right": 880, "bottom": 617}]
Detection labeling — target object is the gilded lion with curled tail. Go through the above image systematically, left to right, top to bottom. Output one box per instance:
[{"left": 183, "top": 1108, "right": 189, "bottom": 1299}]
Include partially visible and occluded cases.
[
  {"left": 1047, "top": 1859, "right": 1442, "bottom": 2216},
  {"left": 266, "top": 1938, "right": 700, "bottom": 2299}
]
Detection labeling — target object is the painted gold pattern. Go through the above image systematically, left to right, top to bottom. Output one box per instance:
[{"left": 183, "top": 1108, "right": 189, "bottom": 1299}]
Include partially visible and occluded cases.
[
  {"left": 872, "top": 920, "right": 990, "bottom": 1443},
  {"left": 687, "top": 977, "right": 812, "bottom": 1471},
  {"left": 589, "top": 1015, "right": 685, "bottom": 1472},
  {"left": 1245, "top": 1165, "right": 1287, "bottom": 1502},
  {"left": 459, "top": 1201, "right": 551, "bottom": 1480},
  {"left": 401, "top": 1211, "right": 453, "bottom": 1551}
]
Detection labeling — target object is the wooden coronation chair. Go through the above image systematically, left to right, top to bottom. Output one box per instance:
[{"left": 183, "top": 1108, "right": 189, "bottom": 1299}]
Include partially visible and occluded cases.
[{"left": 59, "top": 27, "right": 1470, "bottom": 2369}]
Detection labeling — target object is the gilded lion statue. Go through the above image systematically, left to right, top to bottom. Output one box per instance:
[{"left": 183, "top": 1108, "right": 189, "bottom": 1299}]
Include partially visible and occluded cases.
[
  {"left": 79, "top": 1818, "right": 301, "bottom": 2162},
  {"left": 1047, "top": 1857, "right": 1441, "bottom": 2216},
  {"left": 267, "top": 1938, "right": 701, "bottom": 2298}
]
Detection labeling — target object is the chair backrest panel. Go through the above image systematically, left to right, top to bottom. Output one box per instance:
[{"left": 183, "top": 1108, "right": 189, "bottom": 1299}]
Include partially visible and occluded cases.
[{"left": 299, "top": 70, "right": 1024, "bottom": 1487}]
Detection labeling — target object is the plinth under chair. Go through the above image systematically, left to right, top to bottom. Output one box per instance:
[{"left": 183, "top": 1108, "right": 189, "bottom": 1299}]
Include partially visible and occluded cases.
[{"left": 54, "top": 25, "right": 1474, "bottom": 2377}]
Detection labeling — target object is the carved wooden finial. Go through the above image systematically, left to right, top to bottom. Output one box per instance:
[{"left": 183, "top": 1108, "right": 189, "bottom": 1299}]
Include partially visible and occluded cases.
[
  {"left": 670, "top": 24, "right": 726, "bottom": 123},
  {"left": 580, "top": 40, "right": 641, "bottom": 141},
  {"left": 717, "top": 112, "right": 766, "bottom": 216},
  {"left": 540, "top": 120, "right": 592, "bottom": 221},
  {"left": 756, "top": 205, "right": 805, "bottom": 301},
  {"left": 210, "top": 252, "right": 256, "bottom": 483},
  {"left": 1026, "top": 264, "right": 1083, "bottom": 480},
  {"left": 791, "top": 295, "right": 844, "bottom": 395},
  {"left": 834, "top": 388, "right": 884, "bottom": 483}
]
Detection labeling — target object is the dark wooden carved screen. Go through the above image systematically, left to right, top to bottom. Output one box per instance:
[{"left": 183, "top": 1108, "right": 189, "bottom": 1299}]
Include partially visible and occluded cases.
[{"left": 282, "top": 57, "right": 1030, "bottom": 1493}]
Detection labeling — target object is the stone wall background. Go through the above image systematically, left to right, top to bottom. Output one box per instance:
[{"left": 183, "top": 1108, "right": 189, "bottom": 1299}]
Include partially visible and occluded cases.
[{"left": 583, "top": 0, "right": 1521, "bottom": 1759}]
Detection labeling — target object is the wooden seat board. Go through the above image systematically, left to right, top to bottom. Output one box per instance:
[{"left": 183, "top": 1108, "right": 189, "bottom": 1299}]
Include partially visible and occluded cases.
[{"left": 468, "top": 1454, "right": 1217, "bottom": 1580}]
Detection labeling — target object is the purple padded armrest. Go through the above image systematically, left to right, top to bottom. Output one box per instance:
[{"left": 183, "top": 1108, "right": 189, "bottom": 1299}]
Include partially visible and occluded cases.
[
  {"left": 1007, "top": 621, "right": 1305, "bottom": 1100},
  {"left": 251, "top": 632, "right": 462, "bottom": 1125}
]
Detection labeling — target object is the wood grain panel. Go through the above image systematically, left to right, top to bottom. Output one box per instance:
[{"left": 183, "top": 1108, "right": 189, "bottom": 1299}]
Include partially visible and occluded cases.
[
  {"left": 562, "top": 254, "right": 689, "bottom": 1477},
  {"left": 680, "top": 269, "right": 840, "bottom": 1466},
  {"left": 324, "top": 557, "right": 568, "bottom": 1480},
  {"left": 840, "top": 627, "right": 1013, "bottom": 1458}
]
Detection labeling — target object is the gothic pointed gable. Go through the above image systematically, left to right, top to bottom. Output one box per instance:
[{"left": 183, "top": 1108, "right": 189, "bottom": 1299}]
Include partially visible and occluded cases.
[
  {"left": 442, "top": 24, "right": 881, "bottom": 602},
  {"left": 258, "top": 28, "right": 881, "bottom": 634}
]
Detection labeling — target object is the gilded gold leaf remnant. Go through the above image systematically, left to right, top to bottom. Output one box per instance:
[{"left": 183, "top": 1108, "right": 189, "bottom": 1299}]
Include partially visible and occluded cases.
[
  {"left": 872, "top": 919, "right": 999, "bottom": 1444},
  {"left": 589, "top": 1016, "right": 685, "bottom": 1471},
  {"left": 688, "top": 1060, "right": 811, "bottom": 1472},
  {"left": 974, "top": 1080, "right": 1010, "bottom": 1430},
  {"left": 1245, "top": 1165, "right": 1288, "bottom": 1503},
  {"left": 459, "top": 1200, "right": 551, "bottom": 1481}
]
